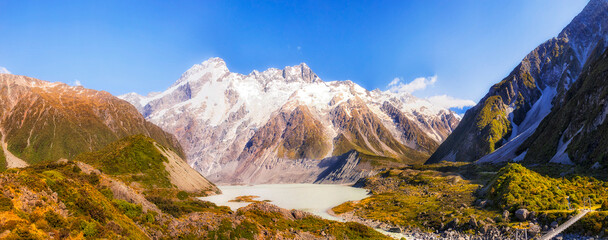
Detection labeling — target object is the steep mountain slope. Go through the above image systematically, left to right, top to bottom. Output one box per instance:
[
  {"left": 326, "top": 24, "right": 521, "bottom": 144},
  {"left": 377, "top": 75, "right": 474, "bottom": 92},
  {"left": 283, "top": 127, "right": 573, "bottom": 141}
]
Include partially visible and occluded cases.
[
  {"left": 427, "top": 0, "right": 608, "bottom": 164},
  {"left": 517, "top": 44, "right": 608, "bottom": 168},
  {"left": 121, "top": 58, "right": 459, "bottom": 184},
  {"left": 0, "top": 74, "right": 184, "bottom": 168}
]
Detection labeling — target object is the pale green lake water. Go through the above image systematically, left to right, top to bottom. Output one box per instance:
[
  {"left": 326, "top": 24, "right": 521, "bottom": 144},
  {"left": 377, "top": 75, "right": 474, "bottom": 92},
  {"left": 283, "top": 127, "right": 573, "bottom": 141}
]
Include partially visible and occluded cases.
[{"left": 199, "top": 184, "right": 370, "bottom": 221}]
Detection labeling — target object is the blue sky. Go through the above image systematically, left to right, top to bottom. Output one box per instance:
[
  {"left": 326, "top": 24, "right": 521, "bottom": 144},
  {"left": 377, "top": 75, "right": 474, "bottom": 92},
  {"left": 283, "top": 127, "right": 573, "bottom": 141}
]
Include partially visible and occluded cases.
[{"left": 0, "top": 0, "right": 588, "bottom": 108}]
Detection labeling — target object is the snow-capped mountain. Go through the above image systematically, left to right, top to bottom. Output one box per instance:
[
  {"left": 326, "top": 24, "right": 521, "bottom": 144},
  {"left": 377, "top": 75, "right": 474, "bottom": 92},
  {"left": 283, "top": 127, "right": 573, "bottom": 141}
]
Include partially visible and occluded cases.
[
  {"left": 427, "top": 0, "right": 608, "bottom": 164},
  {"left": 121, "top": 58, "right": 459, "bottom": 184}
]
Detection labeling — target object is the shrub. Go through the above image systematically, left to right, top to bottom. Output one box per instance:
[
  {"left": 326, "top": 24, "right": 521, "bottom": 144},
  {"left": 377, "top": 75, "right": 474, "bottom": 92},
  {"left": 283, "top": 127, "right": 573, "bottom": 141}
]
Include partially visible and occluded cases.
[
  {"left": 85, "top": 173, "right": 100, "bottom": 185},
  {"left": 99, "top": 188, "right": 114, "bottom": 200},
  {"left": 177, "top": 191, "right": 189, "bottom": 200},
  {"left": 0, "top": 196, "right": 13, "bottom": 211},
  {"left": 75, "top": 196, "right": 107, "bottom": 222},
  {"left": 147, "top": 196, "right": 182, "bottom": 217},
  {"left": 113, "top": 199, "right": 142, "bottom": 219},
  {"left": 601, "top": 200, "right": 608, "bottom": 211},
  {"left": 44, "top": 211, "right": 66, "bottom": 228},
  {"left": 144, "top": 212, "right": 156, "bottom": 223},
  {"left": 81, "top": 221, "right": 97, "bottom": 238}
]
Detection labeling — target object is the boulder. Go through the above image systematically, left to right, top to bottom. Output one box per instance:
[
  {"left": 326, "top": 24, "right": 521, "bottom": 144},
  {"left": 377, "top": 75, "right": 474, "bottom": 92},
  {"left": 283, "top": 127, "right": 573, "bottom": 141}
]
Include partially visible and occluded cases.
[
  {"left": 515, "top": 209, "right": 529, "bottom": 221},
  {"left": 502, "top": 210, "right": 510, "bottom": 220},
  {"left": 469, "top": 217, "right": 478, "bottom": 228},
  {"left": 448, "top": 218, "right": 460, "bottom": 229},
  {"left": 550, "top": 221, "right": 559, "bottom": 229},
  {"left": 527, "top": 223, "right": 541, "bottom": 237}
]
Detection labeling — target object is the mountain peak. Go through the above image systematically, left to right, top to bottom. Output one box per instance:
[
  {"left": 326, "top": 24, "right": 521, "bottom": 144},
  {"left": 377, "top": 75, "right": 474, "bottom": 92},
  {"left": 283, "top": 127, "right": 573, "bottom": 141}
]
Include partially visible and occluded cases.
[
  {"left": 558, "top": 0, "right": 608, "bottom": 44},
  {"left": 172, "top": 57, "right": 230, "bottom": 87},
  {"left": 198, "top": 57, "right": 229, "bottom": 72},
  {"left": 202, "top": 57, "right": 227, "bottom": 66},
  {"left": 247, "top": 62, "right": 321, "bottom": 83},
  {"left": 281, "top": 62, "right": 321, "bottom": 83},
  {"left": 297, "top": 62, "right": 310, "bottom": 70}
]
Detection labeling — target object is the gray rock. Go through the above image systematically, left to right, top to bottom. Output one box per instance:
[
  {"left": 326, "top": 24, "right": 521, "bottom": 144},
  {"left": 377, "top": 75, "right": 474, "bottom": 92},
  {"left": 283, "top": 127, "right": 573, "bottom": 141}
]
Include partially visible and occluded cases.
[
  {"left": 515, "top": 208, "right": 529, "bottom": 221},
  {"left": 502, "top": 210, "right": 510, "bottom": 220},
  {"left": 469, "top": 217, "right": 478, "bottom": 228},
  {"left": 448, "top": 218, "right": 460, "bottom": 229},
  {"left": 551, "top": 221, "right": 559, "bottom": 229},
  {"left": 528, "top": 223, "right": 541, "bottom": 237}
]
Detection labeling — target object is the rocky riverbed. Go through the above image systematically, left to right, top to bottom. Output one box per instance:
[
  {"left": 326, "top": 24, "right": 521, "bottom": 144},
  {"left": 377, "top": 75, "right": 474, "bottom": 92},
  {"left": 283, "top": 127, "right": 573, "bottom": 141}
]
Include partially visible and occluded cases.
[{"left": 329, "top": 210, "right": 607, "bottom": 240}]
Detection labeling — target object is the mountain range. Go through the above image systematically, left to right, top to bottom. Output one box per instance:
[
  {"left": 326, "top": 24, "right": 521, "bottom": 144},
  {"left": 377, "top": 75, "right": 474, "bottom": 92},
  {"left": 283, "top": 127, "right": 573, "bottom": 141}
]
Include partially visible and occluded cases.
[
  {"left": 1, "top": 0, "right": 608, "bottom": 238},
  {"left": 120, "top": 59, "right": 460, "bottom": 184}
]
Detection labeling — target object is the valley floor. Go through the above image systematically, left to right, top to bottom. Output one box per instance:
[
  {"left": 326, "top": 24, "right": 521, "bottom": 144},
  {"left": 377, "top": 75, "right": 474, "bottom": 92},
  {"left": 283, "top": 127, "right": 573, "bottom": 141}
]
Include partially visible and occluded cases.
[{"left": 329, "top": 162, "right": 608, "bottom": 240}]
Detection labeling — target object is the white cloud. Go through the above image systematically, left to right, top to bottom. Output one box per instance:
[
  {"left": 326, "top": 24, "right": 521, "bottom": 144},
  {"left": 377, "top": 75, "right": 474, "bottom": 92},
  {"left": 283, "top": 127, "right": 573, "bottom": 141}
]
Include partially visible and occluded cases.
[
  {"left": 0, "top": 67, "right": 10, "bottom": 74},
  {"left": 387, "top": 75, "right": 475, "bottom": 110},
  {"left": 389, "top": 75, "right": 437, "bottom": 94},
  {"left": 388, "top": 77, "right": 400, "bottom": 87},
  {"left": 73, "top": 80, "right": 82, "bottom": 86},
  {"left": 426, "top": 95, "right": 476, "bottom": 109}
]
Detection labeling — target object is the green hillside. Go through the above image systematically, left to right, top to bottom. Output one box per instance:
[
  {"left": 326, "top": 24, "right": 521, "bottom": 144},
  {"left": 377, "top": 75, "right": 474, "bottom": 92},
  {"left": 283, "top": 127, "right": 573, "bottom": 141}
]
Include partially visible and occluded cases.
[
  {"left": 74, "top": 135, "right": 173, "bottom": 189},
  {"left": 0, "top": 151, "right": 389, "bottom": 239},
  {"left": 486, "top": 163, "right": 608, "bottom": 212}
]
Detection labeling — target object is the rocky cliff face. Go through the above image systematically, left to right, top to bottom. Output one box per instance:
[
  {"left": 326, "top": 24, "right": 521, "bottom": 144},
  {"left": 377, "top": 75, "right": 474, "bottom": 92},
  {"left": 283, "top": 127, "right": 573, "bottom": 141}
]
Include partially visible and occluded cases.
[
  {"left": 427, "top": 0, "right": 608, "bottom": 164},
  {"left": 517, "top": 43, "right": 608, "bottom": 168},
  {"left": 121, "top": 58, "right": 460, "bottom": 184},
  {"left": 0, "top": 74, "right": 183, "bottom": 169}
]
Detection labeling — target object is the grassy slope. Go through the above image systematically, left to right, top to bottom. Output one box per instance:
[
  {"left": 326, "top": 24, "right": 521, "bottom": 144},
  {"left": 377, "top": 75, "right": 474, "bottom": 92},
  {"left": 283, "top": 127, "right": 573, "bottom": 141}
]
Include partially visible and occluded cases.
[
  {"left": 74, "top": 134, "right": 173, "bottom": 190},
  {"left": 0, "top": 160, "right": 389, "bottom": 240},
  {"left": 0, "top": 162, "right": 150, "bottom": 239},
  {"left": 334, "top": 162, "right": 608, "bottom": 236},
  {"left": 487, "top": 163, "right": 608, "bottom": 212},
  {"left": 333, "top": 165, "right": 501, "bottom": 233}
]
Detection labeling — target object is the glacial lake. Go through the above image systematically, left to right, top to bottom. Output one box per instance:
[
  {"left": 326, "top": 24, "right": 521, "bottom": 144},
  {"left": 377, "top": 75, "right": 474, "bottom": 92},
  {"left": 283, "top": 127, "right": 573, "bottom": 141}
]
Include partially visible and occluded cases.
[{"left": 199, "top": 184, "right": 370, "bottom": 221}]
